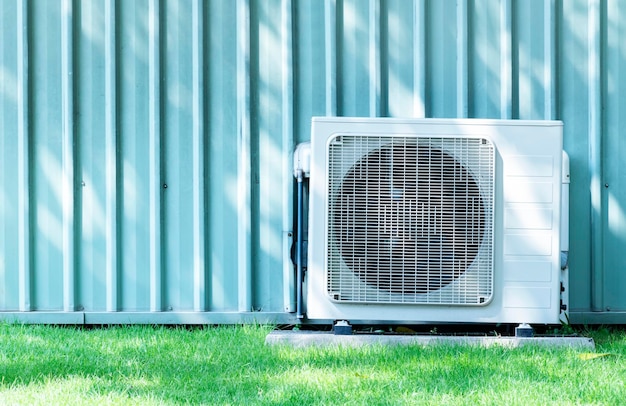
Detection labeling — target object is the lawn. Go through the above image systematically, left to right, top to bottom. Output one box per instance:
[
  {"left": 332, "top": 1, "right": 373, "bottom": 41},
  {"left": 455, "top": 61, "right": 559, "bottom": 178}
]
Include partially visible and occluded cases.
[{"left": 0, "top": 323, "right": 624, "bottom": 405}]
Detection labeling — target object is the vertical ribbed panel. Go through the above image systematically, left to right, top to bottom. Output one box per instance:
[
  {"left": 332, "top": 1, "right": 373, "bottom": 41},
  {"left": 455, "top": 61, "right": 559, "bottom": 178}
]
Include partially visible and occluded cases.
[
  {"left": 1, "top": 0, "right": 626, "bottom": 322},
  {"left": 1, "top": 0, "right": 21, "bottom": 310},
  {"left": 17, "top": 0, "right": 31, "bottom": 311},
  {"left": 61, "top": 0, "right": 75, "bottom": 312},
  {"left": 104, "top": 0, "right": 118, "bottom": 312},
  {"left": 118, "top": 0, "right": 151, "bottom": 311},
  {"left": 147, "top": 0, "right": 162, "bottom": 313},
  {"left": 161, "top": 0, "right": 197, "bottom": 312},
  {"left": 191, "top": 0, "right": 206, "bottom": 312},
  {"left": 206, "top": 0, "right": 238, "bottom": 312},
  {"left": 236, "top": 0, "right": 252, "bottom": 312},
  {"left": 250, "top": 0, "right": 295, "bottom": 312},
  {"left": 281, "top": 0, "right": 296, "bottom": 313},
  {"left": 324, "top": 0, "right": 337, "bottom": 116},
  {"left": 456, "top": 0, "right": 468, "bottom": 118},
  {"left": 469, "top": 0, "right": 500, "bottom": 118},
  {"left": 499, "top": 0, "right": 512, "bottom": 118},
  {"left": 560, "top": 0, "right": 590, "bottom": 310},
  {"left": 587, "top": 0, "right": 603, "bottom": 312},
  {"left": 603, "top": 0, "right": 626, "bottom": 311},
  {"left": 30, "top": 1, "right": 64, "bottom": 310}
]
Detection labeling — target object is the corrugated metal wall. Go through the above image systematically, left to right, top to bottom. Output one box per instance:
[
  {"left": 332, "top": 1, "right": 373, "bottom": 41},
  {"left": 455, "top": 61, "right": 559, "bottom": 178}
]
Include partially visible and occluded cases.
[{"left": 0, "top": 0, "right": 624, "bottom": 323}]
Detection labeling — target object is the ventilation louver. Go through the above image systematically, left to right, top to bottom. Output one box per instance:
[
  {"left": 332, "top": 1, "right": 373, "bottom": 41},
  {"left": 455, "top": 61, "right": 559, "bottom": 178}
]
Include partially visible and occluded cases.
[{"left": 326, "top": 135, "right": 495, "bottom": 305}]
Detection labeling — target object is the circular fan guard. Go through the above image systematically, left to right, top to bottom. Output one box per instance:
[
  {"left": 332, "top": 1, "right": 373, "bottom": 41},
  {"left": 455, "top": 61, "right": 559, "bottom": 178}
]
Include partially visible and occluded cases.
[{"left": 331, "top": 142, "right": 486, "bottom": 295}]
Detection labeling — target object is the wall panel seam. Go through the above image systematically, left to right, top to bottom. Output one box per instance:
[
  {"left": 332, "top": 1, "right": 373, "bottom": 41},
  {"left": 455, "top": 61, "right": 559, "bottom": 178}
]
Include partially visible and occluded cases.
[
  {"left": 17, "top": 0, "right": 31, "bottom": 312},
  {"left": 61, "top": 0, "right": 75, "bottom": 312},
  {"left": 104, "top": 0, "right": 118, "bottom": 312},
  {"left": 149, "top": 0, "right": 163, "bottom": 312},
  {"left": 192, "top": 0, "right": 206, "bottom": 312},
  {"left": 237, "top": 0, "right": 252, "bottom": 312},
  {"left": 281, "top": 0, "right": 295, "bottom": 313},
  {"left": 324, "top": 0, "right": 337, "bottom": 116},
  {"left": 413, "top": 0, "right": 426, "bottom": 118},
  {"left": 456, "top": 0, "right": 468, "bottom": 118},
  {"left": 500, "top": 0, "right": 512, "bottom": 119},
  {"left": 588, "top": 0, "right": 604, "bottom": 312}
]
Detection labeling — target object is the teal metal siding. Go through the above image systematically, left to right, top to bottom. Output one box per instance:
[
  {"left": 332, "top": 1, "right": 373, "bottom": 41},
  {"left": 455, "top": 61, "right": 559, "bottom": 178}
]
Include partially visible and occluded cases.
[
  {"left": 0, "top": 0, "right": 624, "bottom": 323},
  {"left": 603, "top": 1, "right": 626, "bottom": 313}
]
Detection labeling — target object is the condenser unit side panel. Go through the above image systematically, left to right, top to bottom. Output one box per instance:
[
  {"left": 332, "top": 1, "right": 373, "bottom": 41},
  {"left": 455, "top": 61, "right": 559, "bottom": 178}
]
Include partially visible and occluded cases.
[{"left": 497, "top": 125, "right": 563, "bottom": 323}]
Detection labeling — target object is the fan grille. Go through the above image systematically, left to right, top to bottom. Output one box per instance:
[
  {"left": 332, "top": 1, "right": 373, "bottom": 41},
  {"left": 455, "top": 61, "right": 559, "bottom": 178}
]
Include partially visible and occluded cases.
[{"left": 327, "top": 135, "right": 494, "bottom": 304}]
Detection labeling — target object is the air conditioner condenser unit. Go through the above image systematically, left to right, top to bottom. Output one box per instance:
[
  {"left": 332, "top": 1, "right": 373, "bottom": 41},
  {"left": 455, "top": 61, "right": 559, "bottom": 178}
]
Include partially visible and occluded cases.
[{"left": 304, "top": 117, "right": 567, "bottom": 324}]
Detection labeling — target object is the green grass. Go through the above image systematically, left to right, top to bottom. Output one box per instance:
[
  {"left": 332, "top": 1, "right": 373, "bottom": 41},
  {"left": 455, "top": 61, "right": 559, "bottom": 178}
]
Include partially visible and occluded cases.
[{"left": 0, "top": 324, "right": 625, "bottom": 405}]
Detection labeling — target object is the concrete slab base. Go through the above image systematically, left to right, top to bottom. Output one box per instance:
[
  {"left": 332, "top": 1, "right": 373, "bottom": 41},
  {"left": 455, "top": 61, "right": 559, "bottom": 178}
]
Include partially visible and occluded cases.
[{"left": 266, "top": 330, "right": 595, "bottom": 350}]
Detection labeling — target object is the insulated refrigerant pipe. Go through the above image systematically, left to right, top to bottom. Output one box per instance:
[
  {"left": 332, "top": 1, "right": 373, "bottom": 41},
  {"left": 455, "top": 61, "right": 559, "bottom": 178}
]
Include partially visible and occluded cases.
[{"left": 295, "top": 169, "right": 305, "bottom": 319}]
